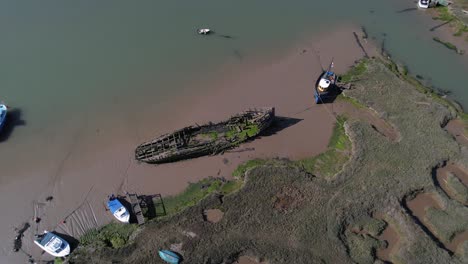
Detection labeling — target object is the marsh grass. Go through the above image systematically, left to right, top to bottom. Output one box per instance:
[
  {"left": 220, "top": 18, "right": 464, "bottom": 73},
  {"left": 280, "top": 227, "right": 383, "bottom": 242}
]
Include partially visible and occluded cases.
[
  {"left": 339, "top": 59, "right": 368, "bottom": 83},
  {"left": 337, "top": 94, "right": 367, "bottom": 109},
  {"left": 297, "top": 116, "right": 351, "bottom": 178},
  {"left": 232, "top": 159, "right": 267, "bottom": 178},
  {"left": 446, "top": 173, "right": 468, "bottom": 203},
  {"left": 162, "top": 178, "right": 223, "bottom": 215},
  {"left": 425, "top": 207, "right": 468, "bottom": 243},
  {"left": 80, "top": 223, "right": 137, "bottom": 249}
]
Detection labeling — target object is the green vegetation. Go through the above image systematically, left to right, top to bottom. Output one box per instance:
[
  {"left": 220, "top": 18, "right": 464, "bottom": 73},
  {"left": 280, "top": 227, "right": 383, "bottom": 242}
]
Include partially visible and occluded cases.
[
  {"left": 433, "top": 6, "right": 468, "bottom": 37},
  {"left": 434, "top": 6, "right": 455, "bottom": 21},
  {"left": 432, "top": 37, "right": 462, "bottom": 54},
  {"left": 377, "top": 56, "right": 462, "bottom": 114},
  {"left": 71, "top": 59, "right": 464, "bottom": 264},
  {"left": 339, "top": 59, "right": 368, "bottom": 83},
  {"left": 337, "top": 94, "right": 366, "bottom": 109},
  {"left": 459, "top": 112, "right": 468, "bottom": 136},
  {"left": 297, "top": 116, "right": 351, "bottom": 178},
  {"left": 225, "top": 124, "right": 260, "bottom": 141},
  {"left": 199, "top": 131, "right": 219, "bottom": 140},
  {"left": 232, "top": 159, "right": 267, "bottom": 178},
  {"left": 446, "top": 173, "right": 468, "bottom": 204},
  {"left": 163, "top": 178, "right": 223, "bottom": 215},
  {"left": 220, "top": 179, "right": 243, "bottom": 194},
  {"left": 425, "top": 207, "right": 468, "bottom": 243},
  {"left": 352, "top": 217, "right": 387, "bottom": 237},
  {"left": 80, "top": 223, "right": 137, "bottom": 249},
  {"left": 345, "top": 230, "right": 385, "bottom": 264},
  {"left": 54, "top": 257, "right": 64, "bottom": 264}
]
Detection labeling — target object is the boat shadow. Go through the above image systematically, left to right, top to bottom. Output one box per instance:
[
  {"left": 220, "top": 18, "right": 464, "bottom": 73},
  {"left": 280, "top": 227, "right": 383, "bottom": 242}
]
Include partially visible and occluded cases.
[
  {"left": 317, "top": 83, "right": 351, "bottom": 104},
  {"left": 0, "top": 108, "right": 26, "bottom": 142},
  {"left": 259, "top": 116, "right": 303, "bottom": 138},
  {"left": 139, "top": 194, "right": 166, "bottom": 220},
  {"left": 50, "top": 231, "right": 80, "bottom": 252}
]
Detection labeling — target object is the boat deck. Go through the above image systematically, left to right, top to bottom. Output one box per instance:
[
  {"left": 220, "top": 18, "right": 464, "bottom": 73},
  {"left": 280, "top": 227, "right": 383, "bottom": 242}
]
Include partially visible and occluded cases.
[{"left": 126, "top": 193, "right": 145, "bottom": 225}]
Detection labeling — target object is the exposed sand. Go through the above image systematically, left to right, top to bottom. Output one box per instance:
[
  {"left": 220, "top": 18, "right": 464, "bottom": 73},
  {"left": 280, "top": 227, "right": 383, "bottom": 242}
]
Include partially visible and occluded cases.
[
  {"left": 0, "top": 24, "right": 375, "bottom": 263},
  {"left": 204, "top": 209, "right": 224, "bottom": 223}
]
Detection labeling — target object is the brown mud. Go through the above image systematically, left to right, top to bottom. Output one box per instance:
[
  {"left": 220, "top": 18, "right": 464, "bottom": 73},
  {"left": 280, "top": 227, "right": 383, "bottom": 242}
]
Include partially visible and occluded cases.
[{"left": 204, "top": 209, "right": 224, "bottom": 223}]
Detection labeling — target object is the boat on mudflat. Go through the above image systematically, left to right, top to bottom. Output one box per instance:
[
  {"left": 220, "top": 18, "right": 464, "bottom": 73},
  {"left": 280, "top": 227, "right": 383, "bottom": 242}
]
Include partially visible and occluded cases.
[
  {"left": 314, "top": 60, "right": 336, "bottom": 104},
  {"left": 0, "top": 104, "right": 7, "bottom": 132},
  {"left": 135, "top": 107, "right": 275, "bottom": 164},
  {"left": 107, "top": 195, "right": 130, "bottom": 223},
  {"left": 34, "top": 231, "right": 70, "bottom": 257},
  {"left": 158, "top": 250, "right": 181, "bottom": 264}
]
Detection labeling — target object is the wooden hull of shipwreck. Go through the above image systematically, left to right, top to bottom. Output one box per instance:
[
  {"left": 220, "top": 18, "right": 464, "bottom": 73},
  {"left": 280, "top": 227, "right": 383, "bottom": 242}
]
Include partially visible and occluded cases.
[{"left": 135, "top": 107, "right": 275, "bottom": 164}]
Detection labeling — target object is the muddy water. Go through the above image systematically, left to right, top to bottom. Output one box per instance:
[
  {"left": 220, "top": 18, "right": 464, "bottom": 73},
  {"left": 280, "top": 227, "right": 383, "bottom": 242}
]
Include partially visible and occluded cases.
[
  {"left": 436, "top": 163, "right": 468, "bottom": 205},
  {"left": 204, "top": 209, "right": 224, "bottom": 223},
  {"left": 376, "top": 222, "right": 399, "bottom": 262}
]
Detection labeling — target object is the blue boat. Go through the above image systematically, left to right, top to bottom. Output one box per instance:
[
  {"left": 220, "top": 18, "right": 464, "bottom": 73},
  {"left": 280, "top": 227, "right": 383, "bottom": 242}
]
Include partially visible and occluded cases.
[
  {"left": 314, "top": 60, "right": 336, "bottom": 104},
  {"left": 0, "top": 104, "right": 7, "bottom": 132},
  {"left": 107, "top": 195, "right": 130, "bottom": 223},
  {"left": 158, "top": 250, "right": 181, "bottom": 264}
]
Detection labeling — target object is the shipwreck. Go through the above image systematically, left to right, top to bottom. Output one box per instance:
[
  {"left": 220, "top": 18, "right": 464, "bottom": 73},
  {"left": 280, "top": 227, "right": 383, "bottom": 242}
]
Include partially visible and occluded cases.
[{"left": 135, "top": 107, "right": 275, "bottom": 164}]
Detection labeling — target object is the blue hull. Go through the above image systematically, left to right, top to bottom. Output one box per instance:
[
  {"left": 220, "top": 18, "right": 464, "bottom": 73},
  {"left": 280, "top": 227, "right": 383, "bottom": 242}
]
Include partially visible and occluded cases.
[
  {"left": 0, "top": 105, "right": 7, "bottom": 133},
  {"left": 158, "top": 250, "right": 180, "bottom": 264}
]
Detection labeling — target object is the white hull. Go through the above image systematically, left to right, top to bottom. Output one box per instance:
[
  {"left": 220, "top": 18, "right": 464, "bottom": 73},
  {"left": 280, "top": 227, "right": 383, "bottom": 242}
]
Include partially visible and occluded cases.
[
  {"left": 114, "top": 210, "right": 130, "bottom": 223},
  {"left": 34, "top": 232, "right": 70, "bottom": 257}
]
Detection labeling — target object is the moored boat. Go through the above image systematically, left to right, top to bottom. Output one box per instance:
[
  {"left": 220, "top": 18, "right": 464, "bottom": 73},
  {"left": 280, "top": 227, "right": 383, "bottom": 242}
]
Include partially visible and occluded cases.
[
  {"left": 418, "top": 0, "right": 430, "bottom": 8},
  {"left": 197, "top": 28, "right": 211, "bottom": 35},
  {"left": 314, "top": 59, "right": 336, "bottom": 104},
  {"left": 0, "top": 104, "right": 7, "bottom": 132},
  {"left": 135, "top": 107, "right": 275, "bottom": 164},
  {"left": 107, "top": 195, "right": 130, "bottom": 223},
  {"left": 33, "top": 231, "right": 70, "bottom": 257},
  {"left": 158, "top": 250, "right": 181, "bottom": 264}
]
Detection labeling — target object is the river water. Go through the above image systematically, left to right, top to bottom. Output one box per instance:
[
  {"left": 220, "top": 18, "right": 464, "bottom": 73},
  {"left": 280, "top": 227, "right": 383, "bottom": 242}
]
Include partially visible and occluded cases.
[{"left": 0, "top": 0, "right": 467, "bottom": 262}]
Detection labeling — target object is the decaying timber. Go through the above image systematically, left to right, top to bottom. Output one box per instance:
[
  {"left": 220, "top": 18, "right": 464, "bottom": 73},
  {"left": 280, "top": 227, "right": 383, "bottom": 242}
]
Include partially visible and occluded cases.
[{"left": 135, "top": 107, "right": 275, "bottom": 164}]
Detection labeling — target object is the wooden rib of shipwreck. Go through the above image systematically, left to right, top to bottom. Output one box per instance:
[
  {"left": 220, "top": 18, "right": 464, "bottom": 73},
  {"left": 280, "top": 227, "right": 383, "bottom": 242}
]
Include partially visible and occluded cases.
[{"left": 135, "top": 107, "right": 275, "bottom": 164}]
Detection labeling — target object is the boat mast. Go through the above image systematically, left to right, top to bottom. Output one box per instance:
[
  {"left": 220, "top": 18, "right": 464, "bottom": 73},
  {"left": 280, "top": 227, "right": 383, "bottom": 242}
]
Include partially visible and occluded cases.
[{"left": 326, "top": 57, "right": 334, "bottom": 73}]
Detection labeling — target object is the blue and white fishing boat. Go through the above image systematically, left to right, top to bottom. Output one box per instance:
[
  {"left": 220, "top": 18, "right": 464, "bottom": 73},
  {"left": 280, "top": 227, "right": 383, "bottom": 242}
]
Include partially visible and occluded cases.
[
  {"left": 314, "top": 59, "right": 336, "bottom": 104},
  {"left": 0, "top": 103, "right": 7, "bottom": 132},
  {"left": 107, "top": 195, "right": 130, "bottom": 223},
  {"left": 34, "top": 231, "right": 70, "bottom": 257},
  {"left": 158, "top": 250, "right": 181, "bottom": 264}
]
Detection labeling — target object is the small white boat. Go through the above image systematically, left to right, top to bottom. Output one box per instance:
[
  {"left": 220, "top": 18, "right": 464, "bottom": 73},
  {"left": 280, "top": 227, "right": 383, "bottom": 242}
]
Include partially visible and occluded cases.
[
  {"left": 418, "top": 0, "right": 430, "bottom": 8},
  {"left": 197, "top": 28, "right": 211, "bottom": 35},
  {"left": 0, "top": 104, "right": 7, "bottom": 132},
  {"left": 107, "top": 195, "right": 130, "bottom": 223},
  {"left": 34, "top": 231, "right": 70, "bottom": 257}
]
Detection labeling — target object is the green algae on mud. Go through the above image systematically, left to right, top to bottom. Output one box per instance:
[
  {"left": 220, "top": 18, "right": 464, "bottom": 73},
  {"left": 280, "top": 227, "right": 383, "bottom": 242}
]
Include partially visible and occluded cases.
[
  {"left": 432, "top": 6, "right": 468, "bottom": 37},
  {"left": 69, "top": 58, "right": 468, "bottom": 264},
  {"left": 297, "top": 115, "right": 351, "bottom": 179}
]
